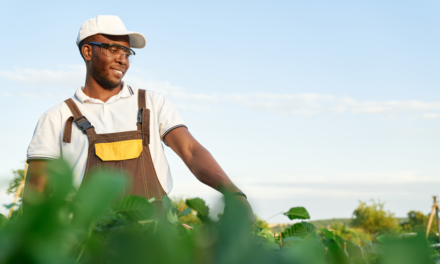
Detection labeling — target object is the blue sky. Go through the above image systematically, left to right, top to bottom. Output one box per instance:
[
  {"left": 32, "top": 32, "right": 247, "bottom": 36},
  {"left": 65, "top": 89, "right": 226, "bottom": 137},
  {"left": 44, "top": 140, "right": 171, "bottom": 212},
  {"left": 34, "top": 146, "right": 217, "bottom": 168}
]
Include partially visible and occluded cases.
[{"left": 1, "top": 0, "right": 440, "bottom": 222}]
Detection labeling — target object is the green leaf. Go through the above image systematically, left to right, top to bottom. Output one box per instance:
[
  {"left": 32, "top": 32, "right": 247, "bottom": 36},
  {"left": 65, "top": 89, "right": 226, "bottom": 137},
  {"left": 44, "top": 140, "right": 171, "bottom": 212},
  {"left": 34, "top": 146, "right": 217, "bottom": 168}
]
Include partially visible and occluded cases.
[
  {"left": 46, "top": 159, "right": 74, "bottom": 203},
  {"left": 6, "top": 169, "right": 24, "bottom": 195},
  {"left": 72, "top": 172, "right": 127, "bottom": 228},
  {"left": 112, "top": 195, "right": 155, "bottom": 221},
  {"left": 162, "top": 195, "right": 172, "bottom": 212},
  {"left": 162, "top": 195, "right": 178, "bottom": 215},
  {"left": 186, "top": 198, "right": 210, "bottom": 222},
  {"left": 3, "top": 203, "right": 17, "bottom": 210},
  {"left": 178, "top": 207, "right": 192, "bottom": 217},
  {"left": 283, "top": 207, "right": 310, "bottom": 220},
  {"left": 166, "top": 211, "right": 179, "bottom": 224},
  {"left": 0, "top": 214, "right": 7, "bottom": 228},
  {"left": 302, "top": 221, "right": 317, "bottom": 233},
  {"left": 282, "top": 222, "right": 308, "bottom": 239},
  {"left": 291, "top": 222, "right": 308, "bottom": 236},
  {"left": 256, "top": 228, "right": 276, "bottom": 243},
  {"left": 322, "top": 228, "right": 335, "bottom": 240},
  {"left": 376, "top": 234, "right": 388, "bottom": 243},
  {"left": 335, "top": 235, "right": 344, "bottom": 244},
  {"left": 283, "top": 236, "right": 304, "bottom": 242},
  {"left": 345, "top": 240, "right": 363, "bottom": 259},
  {"left": 363, "top": 241, "right": 381, "bottom": 255},
  {"left": 327, "top": 242, "right": 351, "bottom": 264}
]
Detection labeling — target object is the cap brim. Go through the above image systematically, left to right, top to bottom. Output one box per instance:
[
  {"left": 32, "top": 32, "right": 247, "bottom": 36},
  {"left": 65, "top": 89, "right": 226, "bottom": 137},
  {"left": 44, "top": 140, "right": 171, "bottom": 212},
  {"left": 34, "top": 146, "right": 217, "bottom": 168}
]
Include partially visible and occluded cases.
[{"left": 100, "top": 30, "right": 146, "bottom": 48}]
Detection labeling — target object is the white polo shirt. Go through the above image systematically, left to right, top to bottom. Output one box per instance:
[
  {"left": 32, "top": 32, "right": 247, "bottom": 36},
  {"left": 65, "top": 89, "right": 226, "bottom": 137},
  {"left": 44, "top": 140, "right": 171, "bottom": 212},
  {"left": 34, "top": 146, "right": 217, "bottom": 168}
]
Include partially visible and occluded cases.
[{"left": 27, "top": 83, "right": 186, "bottom": 193}]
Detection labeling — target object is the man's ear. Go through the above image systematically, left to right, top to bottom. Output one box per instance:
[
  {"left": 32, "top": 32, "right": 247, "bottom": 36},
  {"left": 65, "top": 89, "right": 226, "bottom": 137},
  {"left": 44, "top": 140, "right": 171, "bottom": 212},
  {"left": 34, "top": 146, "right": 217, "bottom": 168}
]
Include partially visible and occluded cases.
[{"left": 82, "top": 45, "right": 93, "bottom": 62}]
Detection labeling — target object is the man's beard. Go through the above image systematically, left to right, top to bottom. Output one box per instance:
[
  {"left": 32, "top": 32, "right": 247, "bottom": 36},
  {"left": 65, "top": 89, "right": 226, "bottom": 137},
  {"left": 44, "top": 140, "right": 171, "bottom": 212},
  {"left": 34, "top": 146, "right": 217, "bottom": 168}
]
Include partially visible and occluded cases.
[{"left": 90, "top": 59, "right": 121, "bottom": 91}]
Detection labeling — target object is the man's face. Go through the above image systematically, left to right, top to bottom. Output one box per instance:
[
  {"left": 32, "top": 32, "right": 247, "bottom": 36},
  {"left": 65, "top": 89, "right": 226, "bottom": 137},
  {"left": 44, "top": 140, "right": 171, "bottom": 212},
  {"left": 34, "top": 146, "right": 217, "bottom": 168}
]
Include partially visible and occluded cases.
[{"left": 87, "top": 34, "right": 130, "bottom": 90}]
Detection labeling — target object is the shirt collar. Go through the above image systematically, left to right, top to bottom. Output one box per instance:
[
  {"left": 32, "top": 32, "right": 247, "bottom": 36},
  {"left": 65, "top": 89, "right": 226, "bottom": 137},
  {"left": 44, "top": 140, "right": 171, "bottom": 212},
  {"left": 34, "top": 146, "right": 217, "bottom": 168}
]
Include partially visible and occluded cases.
[{"left": 75, "top": 82, "right": 133, "bottom": 104}]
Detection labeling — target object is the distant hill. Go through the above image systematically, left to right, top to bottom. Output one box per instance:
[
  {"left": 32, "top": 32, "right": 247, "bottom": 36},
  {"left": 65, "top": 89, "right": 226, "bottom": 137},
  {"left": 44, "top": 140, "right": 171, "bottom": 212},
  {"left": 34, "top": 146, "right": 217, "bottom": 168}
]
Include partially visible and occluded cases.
[
  {"left": 269, "top": 217, "right": 409, "bottom": 233},
  {"left": 307, "top": 218, "right": 351, "bottom": 229}
]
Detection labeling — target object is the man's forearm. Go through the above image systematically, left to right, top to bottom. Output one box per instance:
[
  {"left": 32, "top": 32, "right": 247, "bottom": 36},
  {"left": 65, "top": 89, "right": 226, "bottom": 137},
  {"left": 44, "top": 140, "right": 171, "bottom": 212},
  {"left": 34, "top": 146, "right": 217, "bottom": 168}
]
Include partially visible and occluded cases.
[
  {"left": 163, "top": 127, "right": 255, "bottom": 223},
  {"left": 164, "top": 127, "right": 248, "bottom": 196},
  {"left": 185, "top": 144, "right": 241, "bottom": 194},
  {"left": 186, "top": 145, "right": 255, "bottom": 223},
  {"left": 23, "top": 160, "right": 48, "bottom": 201}
]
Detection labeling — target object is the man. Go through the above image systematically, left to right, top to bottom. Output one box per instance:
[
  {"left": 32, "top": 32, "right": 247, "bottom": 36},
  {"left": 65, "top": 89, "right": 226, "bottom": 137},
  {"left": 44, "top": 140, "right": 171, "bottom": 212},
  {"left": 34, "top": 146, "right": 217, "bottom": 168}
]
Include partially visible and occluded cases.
[{"left": 25, "top": 15, "right": 254, "bottom": 221}]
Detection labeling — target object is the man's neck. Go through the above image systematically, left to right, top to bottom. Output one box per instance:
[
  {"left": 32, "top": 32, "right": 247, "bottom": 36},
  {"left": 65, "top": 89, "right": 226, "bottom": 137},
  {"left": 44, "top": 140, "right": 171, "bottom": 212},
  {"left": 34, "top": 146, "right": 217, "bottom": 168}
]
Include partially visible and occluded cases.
[{"left": 83, "top": 75, "right": 122, "bottom": 103}]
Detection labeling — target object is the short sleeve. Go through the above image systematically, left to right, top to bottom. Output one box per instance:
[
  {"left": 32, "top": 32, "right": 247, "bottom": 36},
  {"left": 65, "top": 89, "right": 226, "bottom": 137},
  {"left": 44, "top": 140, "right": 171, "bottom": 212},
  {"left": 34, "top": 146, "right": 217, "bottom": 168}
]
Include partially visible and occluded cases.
[
  {"left": 154, "top": 93, "right": 187, "bottom": 144},
  {"left": 27, "top": 113, "right": 62, "bottom": 161}
]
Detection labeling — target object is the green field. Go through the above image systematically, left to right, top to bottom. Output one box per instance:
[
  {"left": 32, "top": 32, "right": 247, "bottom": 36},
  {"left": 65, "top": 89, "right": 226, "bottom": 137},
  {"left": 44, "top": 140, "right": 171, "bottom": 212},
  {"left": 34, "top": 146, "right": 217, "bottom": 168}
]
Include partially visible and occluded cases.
[{"left": 270, "top": 217, "right": 410, "bottom": 233}]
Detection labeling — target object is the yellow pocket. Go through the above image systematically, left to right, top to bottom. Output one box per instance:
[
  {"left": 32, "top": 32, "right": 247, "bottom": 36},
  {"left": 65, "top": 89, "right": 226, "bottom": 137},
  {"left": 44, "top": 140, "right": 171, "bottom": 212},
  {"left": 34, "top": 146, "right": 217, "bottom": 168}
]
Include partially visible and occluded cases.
[{"left": 95, "top": 139, "right": 143, "bottom": 161}]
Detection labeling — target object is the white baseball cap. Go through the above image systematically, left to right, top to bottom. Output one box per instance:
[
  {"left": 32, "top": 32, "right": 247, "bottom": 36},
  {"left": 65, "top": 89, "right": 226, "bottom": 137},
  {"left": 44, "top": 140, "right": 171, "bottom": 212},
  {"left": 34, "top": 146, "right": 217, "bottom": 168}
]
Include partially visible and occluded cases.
[{"left": 76, "top": 15, "right": 146, "bottom": 48}]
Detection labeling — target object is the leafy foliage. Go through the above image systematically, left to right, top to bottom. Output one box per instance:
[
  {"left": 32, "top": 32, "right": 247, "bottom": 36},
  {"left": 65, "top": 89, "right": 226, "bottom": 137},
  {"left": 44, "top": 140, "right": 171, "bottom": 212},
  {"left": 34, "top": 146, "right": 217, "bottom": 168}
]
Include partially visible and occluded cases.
[
  {"left": 0, "top": 160, "right": 437, "bottom": 264},
  {"left": 6, "top": 169, "right": 24, "bottom": 196},
  {"left": 6, "top": 169, "right": 25, "bottom": 210},
  {"left": 111, "top": 195, "right": 155, "bottom": 221},
  {"left": 171, "top": 196, "right": 201, "bottom": 226},
  {"left": 185, "top": 197, "right": 210, "bottom": 223},
  {"left": 351, "top": 200, "right": 401, "bottom": 238},
  {"left": 2, "top": 203, "right": 17, "bottom": 210},
  {"left": 284, "top": 206, "right": 311, "bottom": 220},
  {"left": 179, "top": 207, "right": 192, "bottom": 217},
  {"left": 401, "top": 210, "right": 438, "bottom": 234},
  {"left": 0, "top": 214, "right": 6, "bottom": 229},
  {"left": 252, "top": 214, "right": 270, "bottom": 229},
  {"left": 271, "top": 217, "right": 409, "bottom": 233},
  {"left": 282, "top": 222, "right": 316, "bottom": 239},
  {"left": 329, "top": 222, "right": 371, "bottom": 246}
]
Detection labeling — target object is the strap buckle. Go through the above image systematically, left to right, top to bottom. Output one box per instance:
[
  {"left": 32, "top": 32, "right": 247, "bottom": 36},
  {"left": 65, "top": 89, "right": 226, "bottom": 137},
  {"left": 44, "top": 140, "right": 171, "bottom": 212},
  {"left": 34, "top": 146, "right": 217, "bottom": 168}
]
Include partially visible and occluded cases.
[
  {"left": 137, "top": 109, "right": 143, "bottom": 124},
  {"left": 74, "top": 116, "right": 94, "bottom": 134}
]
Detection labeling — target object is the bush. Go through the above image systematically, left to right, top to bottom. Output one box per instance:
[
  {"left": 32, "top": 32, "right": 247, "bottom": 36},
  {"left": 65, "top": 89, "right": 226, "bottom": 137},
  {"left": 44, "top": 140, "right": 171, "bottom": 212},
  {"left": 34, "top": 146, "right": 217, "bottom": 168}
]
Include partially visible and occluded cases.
[
  {"left": 170, "top": 196, "right": 202, "bottom": 226},
  {"left": 351, "top": 200, "right": 401, "bottom": 238},
  {"left": 401, "top": 210, "right": 437, "bottom": 233},
  {"left": 253, "top": 214, "right": 270, "bottom": 229},
  {"left": 329, "top": 222, "right": 371, "bottom": 246}
]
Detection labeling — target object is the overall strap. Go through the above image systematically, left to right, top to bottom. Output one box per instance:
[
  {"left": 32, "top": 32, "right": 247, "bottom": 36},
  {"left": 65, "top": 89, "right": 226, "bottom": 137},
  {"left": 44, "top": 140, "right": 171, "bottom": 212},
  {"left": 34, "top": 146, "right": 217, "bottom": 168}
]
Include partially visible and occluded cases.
[
  {"left": 137, "top": 89, "right": 150, "bottom": 145},
  {"left": 63, "top": 98, "right": 96, "bottom": 143}
]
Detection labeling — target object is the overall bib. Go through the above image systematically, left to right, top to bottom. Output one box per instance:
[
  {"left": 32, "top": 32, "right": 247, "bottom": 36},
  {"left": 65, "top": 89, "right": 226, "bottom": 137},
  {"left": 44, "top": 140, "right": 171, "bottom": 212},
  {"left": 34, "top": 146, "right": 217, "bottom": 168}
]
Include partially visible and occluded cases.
[{"left": 62, "top": 89, "right": 166, "bottom": 214}]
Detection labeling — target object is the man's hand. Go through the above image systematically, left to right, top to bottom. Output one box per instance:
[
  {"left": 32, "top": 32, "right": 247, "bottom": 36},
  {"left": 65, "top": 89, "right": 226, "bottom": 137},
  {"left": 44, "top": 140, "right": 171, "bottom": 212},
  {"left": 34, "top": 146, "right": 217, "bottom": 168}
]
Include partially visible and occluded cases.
[
  {"left": 164, "top": 127, "right": 255, "bottom": 224},
  {"left": 23, "top": 160, "right": 49, "bottom": 203}
]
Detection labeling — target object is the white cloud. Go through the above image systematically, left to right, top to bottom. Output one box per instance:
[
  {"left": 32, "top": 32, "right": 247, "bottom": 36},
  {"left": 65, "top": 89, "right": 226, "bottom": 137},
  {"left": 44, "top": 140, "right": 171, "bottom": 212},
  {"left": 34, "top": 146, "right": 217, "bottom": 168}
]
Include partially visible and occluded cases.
[
  {"left": 0, "top": 65, "right": 85, "bottom": 87},
  {"left": 2, "top": 66, "right": 440, "bottom": 119},
  {"left": 19, "top": 92, "right": 40, "bottom": 99},
  {"left": 223, "top": 92, "right": 440, "bottom": 117},
  {"left": 226, "top": 93, "right": 335, "bottom": 116},
  {"left": 348, "top": 100, "right": 440, "bottom": 114},
  {"left": 331, "top": 106, "right": 347, "bottom": 113},
  {"left": 422, "top": 113, "right": 440, "bottom": 119},
  {"left": 239, "top": 170, "right": 440, "bottom": 199},
  {"left": 248, "top": 170, "right": 440, "bottom": 185},
  {"left": 245, "top": 185, "right": 407, "bottom": 199}
]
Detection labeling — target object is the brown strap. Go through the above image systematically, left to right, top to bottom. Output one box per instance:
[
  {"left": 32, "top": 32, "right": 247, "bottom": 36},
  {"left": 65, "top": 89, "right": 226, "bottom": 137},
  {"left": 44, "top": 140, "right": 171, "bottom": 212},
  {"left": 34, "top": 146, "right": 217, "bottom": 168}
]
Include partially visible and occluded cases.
[
  {"left": 137, "top": 89, "right": 150, "bottom": 145},
  {"left": 137, "top": 89, "right": 144, "bottom": 131},
  {"left": 138, "top": 89, "right": 146, "bottom": 109},
  {"left": 63, "top": 98, "right": 96, "bottom": 138},
  {"left": 65, "top": 98, "right": 83, "bottom": 119},
  {"left": 142, "top": 109, "right": 150, "bottom": 145},
  {"left": 63, "top": 116, "right": 74, "bottom": 143}
]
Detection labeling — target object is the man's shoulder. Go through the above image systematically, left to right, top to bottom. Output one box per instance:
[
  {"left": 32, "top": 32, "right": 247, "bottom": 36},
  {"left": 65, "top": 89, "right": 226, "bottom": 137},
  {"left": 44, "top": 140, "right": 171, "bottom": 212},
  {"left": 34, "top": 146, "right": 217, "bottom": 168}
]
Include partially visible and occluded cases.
[
  {"left": 129, "top": 86, "right": 167, "bottom": 105},
  {"left": 42, "top": 97, "right": 75, "bottom": 121}
]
